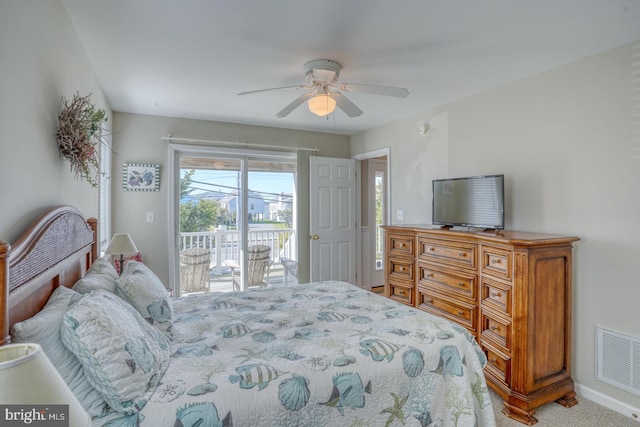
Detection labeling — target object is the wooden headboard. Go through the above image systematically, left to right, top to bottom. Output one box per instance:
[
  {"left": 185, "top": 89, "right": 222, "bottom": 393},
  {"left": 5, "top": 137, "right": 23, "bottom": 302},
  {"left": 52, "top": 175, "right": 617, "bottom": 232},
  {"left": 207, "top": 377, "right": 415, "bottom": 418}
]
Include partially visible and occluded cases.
[{"left": 0, "top": 206, "right": 97, "bottom": 346}]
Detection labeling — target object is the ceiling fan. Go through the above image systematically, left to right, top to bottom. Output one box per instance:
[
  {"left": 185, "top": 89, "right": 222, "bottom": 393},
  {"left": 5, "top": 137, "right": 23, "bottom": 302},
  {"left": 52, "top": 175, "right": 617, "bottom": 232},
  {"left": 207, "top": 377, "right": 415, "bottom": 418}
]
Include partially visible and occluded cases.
[{"left": 238, "top": 59, "right": 409, "bottom": 118}]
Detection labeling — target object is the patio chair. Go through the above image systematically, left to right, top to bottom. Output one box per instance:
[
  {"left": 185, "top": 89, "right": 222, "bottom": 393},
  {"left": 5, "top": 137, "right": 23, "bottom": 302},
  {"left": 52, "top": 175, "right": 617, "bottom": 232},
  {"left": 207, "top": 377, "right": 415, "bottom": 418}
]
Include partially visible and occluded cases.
[
  {"left": 228, "top": 245, "right": 272, "bottom": 291},
  {"left": 180, "top": 248, "right": 211, "bottom": 294},
  {"left": 280, "top": 257, "right": 298, "bottom": 286}
]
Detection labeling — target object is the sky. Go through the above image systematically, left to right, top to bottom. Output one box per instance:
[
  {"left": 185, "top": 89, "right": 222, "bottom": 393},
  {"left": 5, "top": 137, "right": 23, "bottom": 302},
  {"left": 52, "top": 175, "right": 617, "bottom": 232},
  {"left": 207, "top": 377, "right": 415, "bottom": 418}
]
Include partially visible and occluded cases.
[{"left": 183, "top": 169, "right": 294, "bottom": 204}]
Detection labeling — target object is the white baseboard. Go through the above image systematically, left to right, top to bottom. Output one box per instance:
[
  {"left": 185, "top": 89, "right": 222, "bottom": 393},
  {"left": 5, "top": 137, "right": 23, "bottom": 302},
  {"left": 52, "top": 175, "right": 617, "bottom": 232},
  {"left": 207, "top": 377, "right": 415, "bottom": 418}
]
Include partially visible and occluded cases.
[{"left": 575, "top": 382, "right": 640, "bottom": 423}]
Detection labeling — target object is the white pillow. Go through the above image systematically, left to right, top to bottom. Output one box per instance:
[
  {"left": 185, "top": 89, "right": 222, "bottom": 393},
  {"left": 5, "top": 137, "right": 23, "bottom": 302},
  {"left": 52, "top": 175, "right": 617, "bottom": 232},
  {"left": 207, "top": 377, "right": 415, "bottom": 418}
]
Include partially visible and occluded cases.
[
  {"left": 72, "top": 257, "right": 119, "bottom": 294},
  {"left": 115, "top": 261, "right": 173, "bottom": 338},
  {"left": 11, "top": 286, "right": 110, "bottom": 417},
  {"left": 60, "top": 291, "right": 170, "bottom": 414}
]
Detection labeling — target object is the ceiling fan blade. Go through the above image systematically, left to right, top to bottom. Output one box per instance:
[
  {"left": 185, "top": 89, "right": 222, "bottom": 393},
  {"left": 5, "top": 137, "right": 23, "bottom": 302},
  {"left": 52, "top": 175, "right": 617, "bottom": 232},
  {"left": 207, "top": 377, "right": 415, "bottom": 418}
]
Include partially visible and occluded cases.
[
  {"left": 338, "top": 83, "right": 409, "bottom": 98},
  {"left": 238, "top": 85, "right": 308, "bottom": 96},
  {"left": 275, "top": 92, "right": 313, "bottom": 118},
  {"left": 333, "top": 92, "right": 363, "bottom": 117}
]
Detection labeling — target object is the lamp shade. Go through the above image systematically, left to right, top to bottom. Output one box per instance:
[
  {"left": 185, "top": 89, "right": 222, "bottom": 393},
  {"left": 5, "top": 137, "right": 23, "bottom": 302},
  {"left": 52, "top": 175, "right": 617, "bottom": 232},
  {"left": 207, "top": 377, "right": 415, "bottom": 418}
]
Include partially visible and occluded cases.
[
  {"left": 308, "top": 93, "right": 336, "bottom": 117},
  {"left": 104, "top": 233, "right": 138, "bottom": 256},
  {"left": 0, "top": 343, "right": 90, "bottom": 427}
]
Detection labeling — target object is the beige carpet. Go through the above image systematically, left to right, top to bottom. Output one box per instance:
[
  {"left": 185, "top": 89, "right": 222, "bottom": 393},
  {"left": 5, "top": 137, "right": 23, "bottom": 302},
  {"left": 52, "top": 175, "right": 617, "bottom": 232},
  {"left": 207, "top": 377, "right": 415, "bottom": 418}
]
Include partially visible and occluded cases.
[{"left": 490, "top": 389, "right": 638, "bottom": 427}]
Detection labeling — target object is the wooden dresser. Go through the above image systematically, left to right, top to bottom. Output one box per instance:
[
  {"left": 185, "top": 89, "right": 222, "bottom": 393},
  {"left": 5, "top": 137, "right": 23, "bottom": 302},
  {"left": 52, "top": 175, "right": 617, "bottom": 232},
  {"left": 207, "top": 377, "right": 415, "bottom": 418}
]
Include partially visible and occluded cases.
[{"left": 382, "top": 225, "right": 579, "bottom": 425}]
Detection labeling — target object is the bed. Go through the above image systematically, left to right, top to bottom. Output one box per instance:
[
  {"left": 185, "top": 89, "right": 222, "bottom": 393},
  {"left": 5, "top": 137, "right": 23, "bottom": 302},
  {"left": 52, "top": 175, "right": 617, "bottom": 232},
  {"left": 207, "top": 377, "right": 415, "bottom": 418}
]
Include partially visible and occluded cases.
[{"left": 1, "top": 206, "right": 496, "bottom": 426}]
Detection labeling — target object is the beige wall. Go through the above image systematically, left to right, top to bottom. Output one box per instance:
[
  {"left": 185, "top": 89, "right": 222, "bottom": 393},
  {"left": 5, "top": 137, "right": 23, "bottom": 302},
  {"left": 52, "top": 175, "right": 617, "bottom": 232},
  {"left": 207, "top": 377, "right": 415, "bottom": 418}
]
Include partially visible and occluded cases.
[
  {"left": 0, "top": 1, "right": 110, "bottom": 242},
  {"left": 351, "top": 40, "right": 640, "bottom": 409},
  {"left": 351, "top": 110, "right": 450, "bottom": 224},
  {"left": 111, "top": 112, "right": 350, "bottom": 286}
]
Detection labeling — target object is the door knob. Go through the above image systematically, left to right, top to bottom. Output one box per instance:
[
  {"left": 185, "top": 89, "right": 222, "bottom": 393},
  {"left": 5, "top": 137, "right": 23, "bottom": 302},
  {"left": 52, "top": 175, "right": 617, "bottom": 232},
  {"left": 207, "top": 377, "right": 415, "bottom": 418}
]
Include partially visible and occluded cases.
[{"left": 311, "top": 234, "right": 319, "bottom": 240}]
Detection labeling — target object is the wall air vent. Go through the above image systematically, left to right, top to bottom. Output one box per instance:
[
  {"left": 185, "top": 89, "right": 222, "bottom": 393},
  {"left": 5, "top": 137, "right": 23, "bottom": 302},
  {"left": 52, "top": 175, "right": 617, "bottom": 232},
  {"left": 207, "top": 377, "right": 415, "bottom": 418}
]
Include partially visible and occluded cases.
[{"left": 596, "top": 326, "right": 640, "bottom": 396}]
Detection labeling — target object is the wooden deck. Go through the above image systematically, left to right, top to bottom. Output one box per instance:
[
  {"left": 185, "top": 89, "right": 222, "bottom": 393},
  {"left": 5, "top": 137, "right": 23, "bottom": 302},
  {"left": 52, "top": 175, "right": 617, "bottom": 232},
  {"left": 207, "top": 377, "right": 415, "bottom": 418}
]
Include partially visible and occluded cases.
[{"left": 183, "top": 264, "right": 297, "bottom": 294}]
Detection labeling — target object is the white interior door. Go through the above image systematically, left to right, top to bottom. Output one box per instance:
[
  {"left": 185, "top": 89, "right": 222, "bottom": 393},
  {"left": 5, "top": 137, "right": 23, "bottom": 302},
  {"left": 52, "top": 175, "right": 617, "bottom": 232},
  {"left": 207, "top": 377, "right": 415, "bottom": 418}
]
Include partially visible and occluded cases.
[{"left": 309, "top": 156, "right": 356, "bottom": 283}]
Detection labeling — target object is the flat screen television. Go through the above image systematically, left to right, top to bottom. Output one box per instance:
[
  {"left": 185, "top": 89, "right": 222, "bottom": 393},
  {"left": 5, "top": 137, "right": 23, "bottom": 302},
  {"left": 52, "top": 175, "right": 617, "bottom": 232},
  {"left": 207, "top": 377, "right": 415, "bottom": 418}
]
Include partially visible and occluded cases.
[{"left": 432, "top": 174, "right": 505, "bottom": 230}]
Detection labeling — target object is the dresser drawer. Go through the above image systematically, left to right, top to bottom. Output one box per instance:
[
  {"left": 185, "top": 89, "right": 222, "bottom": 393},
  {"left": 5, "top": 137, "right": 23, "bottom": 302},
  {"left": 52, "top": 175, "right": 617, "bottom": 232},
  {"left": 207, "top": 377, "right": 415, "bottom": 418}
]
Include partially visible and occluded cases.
[
  {"left": 387, "top": 233, "right": 415, "bottom": 258},
  {"left": 418, "top": 237, "right": 476, "bottom": 270},
  {"left": 481, "top": 245, "right": 512, "bottom": 281},
  {"left": 387, "top": 257, "right": 414, "bottom": 282},
  {"left": 418, "top": 263, "right": 477, "bottom": 301},
  {"left": 481, "top": 278, "right": 512, "bottom": 316},
  {"left": 387, "top": 280, "right": 414, "bottom": 306},
  {"left": 417, "top": 287, "right": 477, "bottom": 332},
  {"left": 481, "top": 312, "right": 512, "bottom": 351},
  {"left": 482, "top": 341, "right": 511, "bottom": 387}
]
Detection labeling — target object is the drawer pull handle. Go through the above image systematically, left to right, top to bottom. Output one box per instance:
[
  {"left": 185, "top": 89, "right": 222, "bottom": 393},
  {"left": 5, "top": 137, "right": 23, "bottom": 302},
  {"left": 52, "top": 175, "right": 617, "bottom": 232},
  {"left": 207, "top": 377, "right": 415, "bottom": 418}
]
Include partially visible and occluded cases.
[
  {"left": 398, "top": 243, "right": 404, "bottom": 248},
  {"left": 428, "top": 247, "right": 435, "bottom": 252},
  {"left": 458, "top": 252, "right": 466, "bottom": 257},
  {"left": 491, "top": 259, "right": 502, "bottom": 264},
  {"left": 397, "top": 267, "right": 403, "bottom": 272},
  {"left": 427, "top": 273, "right": 434, "bottom": 278},
  {"left": 457, "top": 282, "right": 465, "bottom": 287},
  {"left": 491, "top": 292, "right": 502, "bottom": 298},
  {"left": 426, "top": 299, "right": 433, "bottom": 303},
  {"left": 457, "top": 310, "right": 464, "bottom": 315},
  {"left": 490, "top": 325, "right": 500, "bottom": 331},
  {"left": 489, "top": 357, "right": 497, "bottom": 364}
]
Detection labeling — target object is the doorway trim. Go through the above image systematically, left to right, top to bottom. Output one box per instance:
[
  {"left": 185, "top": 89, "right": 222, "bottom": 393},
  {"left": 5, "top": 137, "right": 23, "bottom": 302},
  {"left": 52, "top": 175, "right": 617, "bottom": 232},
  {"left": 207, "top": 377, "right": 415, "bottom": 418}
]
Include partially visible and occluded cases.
[{"left": 352, "top": 147, "right": 391, "bottom": 289}]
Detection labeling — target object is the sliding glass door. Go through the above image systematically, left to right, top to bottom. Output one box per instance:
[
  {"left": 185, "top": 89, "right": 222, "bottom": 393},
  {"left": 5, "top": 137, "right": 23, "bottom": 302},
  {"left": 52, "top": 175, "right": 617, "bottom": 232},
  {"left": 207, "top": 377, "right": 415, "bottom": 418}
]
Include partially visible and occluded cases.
[{"left": 172, "top": 145, "right": 297, "bottom": 295}]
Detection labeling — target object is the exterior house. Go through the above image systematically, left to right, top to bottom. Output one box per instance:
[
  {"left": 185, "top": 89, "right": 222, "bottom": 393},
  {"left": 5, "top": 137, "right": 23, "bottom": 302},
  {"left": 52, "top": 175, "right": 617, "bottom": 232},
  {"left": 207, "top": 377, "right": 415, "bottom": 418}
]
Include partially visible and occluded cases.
[
  {"left": 1, "top": 0, "right": 639, "bottom": 419},
  {"left": 219, "top": 190, "right": 267, "bottom": 222},
  {"left": 268, "top": 193, "right": 293, "bottom": 223}
]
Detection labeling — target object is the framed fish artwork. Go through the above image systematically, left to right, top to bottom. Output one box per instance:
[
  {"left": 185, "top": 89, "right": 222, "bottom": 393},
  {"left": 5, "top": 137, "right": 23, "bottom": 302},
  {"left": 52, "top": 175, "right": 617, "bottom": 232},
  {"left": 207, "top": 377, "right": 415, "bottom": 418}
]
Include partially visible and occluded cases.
[{"left": 123, "top": 163, "right": 160, "bottom": 191}]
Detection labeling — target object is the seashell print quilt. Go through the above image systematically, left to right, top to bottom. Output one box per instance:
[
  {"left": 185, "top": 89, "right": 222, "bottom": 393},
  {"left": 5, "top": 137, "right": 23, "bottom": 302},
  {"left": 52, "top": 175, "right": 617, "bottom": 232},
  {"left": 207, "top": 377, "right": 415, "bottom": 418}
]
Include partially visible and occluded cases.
[{"left": 94, "top": 281, "right": 496, "bottom": 426}]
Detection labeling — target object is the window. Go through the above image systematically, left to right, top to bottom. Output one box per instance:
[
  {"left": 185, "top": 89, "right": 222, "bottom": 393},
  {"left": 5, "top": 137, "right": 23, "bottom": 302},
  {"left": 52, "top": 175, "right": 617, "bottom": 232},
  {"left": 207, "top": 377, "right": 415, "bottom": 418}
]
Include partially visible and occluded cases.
[
  {"left": 98, "top": 128, "right": 112, "bottom": 254},
  {"left": 174, "top": 148, "right": 297, "bottom": 293},
  {"left": 375, "top": 170, "right": 384, "bottom": 269}
]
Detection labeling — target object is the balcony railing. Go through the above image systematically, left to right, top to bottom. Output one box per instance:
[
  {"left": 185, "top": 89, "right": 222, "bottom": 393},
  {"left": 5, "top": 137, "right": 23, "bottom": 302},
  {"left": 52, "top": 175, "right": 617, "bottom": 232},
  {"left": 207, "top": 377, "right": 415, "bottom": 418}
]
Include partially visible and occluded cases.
[{"left": 180, "top": 227, "right": 295, "bottom": 274}]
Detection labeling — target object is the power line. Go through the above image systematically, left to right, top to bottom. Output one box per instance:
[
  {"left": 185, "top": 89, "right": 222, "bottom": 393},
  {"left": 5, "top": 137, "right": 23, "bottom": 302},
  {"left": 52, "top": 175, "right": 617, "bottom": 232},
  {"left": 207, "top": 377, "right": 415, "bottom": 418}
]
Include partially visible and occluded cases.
[
  {"left": 188, "top": 179, "right": 293, "bottom": 199},
  {"left": 185, "top": 185, "right": 292, "bottom": 205}
]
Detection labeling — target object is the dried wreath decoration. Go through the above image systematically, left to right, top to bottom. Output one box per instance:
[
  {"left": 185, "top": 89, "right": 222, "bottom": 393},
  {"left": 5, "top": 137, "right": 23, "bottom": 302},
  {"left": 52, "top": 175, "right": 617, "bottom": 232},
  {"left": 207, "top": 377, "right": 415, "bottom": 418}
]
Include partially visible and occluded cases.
[{"left": 56, "top": 92, "right": 108, "bottom": 187}]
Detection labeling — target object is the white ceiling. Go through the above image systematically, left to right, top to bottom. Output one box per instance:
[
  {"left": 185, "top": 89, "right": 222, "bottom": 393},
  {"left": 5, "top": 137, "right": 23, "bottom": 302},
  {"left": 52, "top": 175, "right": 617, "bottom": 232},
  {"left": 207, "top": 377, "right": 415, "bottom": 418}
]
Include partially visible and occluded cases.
[{"left": 62, "top": 0, "right": 640, "bottom": 136}]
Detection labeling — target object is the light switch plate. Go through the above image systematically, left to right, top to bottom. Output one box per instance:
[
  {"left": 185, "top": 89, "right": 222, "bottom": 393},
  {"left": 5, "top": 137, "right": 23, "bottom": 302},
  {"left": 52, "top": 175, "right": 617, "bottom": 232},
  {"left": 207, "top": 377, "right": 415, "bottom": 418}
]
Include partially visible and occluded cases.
[
  {"left": 397, "top": 210, "right": 404, "bottom": 221},
  {"left": 146, "top": 212, "right": 155, "bottom": 223}
]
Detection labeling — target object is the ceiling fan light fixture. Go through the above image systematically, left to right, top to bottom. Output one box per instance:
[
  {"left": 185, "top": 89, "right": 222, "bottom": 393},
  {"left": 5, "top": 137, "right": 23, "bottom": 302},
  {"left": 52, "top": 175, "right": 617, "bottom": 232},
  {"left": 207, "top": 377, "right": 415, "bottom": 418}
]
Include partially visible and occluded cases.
[
  {"left": 241, "top": 59, "right": 406, "bottom": 118},
  {"left": 308, "top": 93, "right": 336, "bottom": 117}
]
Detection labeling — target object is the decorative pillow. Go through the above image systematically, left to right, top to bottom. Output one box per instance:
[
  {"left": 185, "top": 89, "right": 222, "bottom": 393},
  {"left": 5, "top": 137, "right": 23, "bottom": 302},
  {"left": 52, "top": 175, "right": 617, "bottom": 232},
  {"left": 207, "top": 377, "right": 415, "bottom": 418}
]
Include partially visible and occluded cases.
[
  {"left": 72, "top": 257, "right": 119, "bottom": 294},
  {"left": 115, "top": 261, "right": 173, "bottom": 338},
  {"left": 11, "top": 286, "right": 110, "bottom": 417},
  {"left": 60, "top": 291, "right": 170, "bottom": 414}
]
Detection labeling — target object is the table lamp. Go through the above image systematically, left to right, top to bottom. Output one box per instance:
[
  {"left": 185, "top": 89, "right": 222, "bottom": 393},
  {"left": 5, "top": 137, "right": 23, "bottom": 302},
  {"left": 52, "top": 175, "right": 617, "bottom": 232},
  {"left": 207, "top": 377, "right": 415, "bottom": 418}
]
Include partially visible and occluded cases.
[
  {"left": 104, "top": 233, "right": 138, "bottom": 273},
  {"left": 0, "top": 343, "right": 90, "bottom": 427}
]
